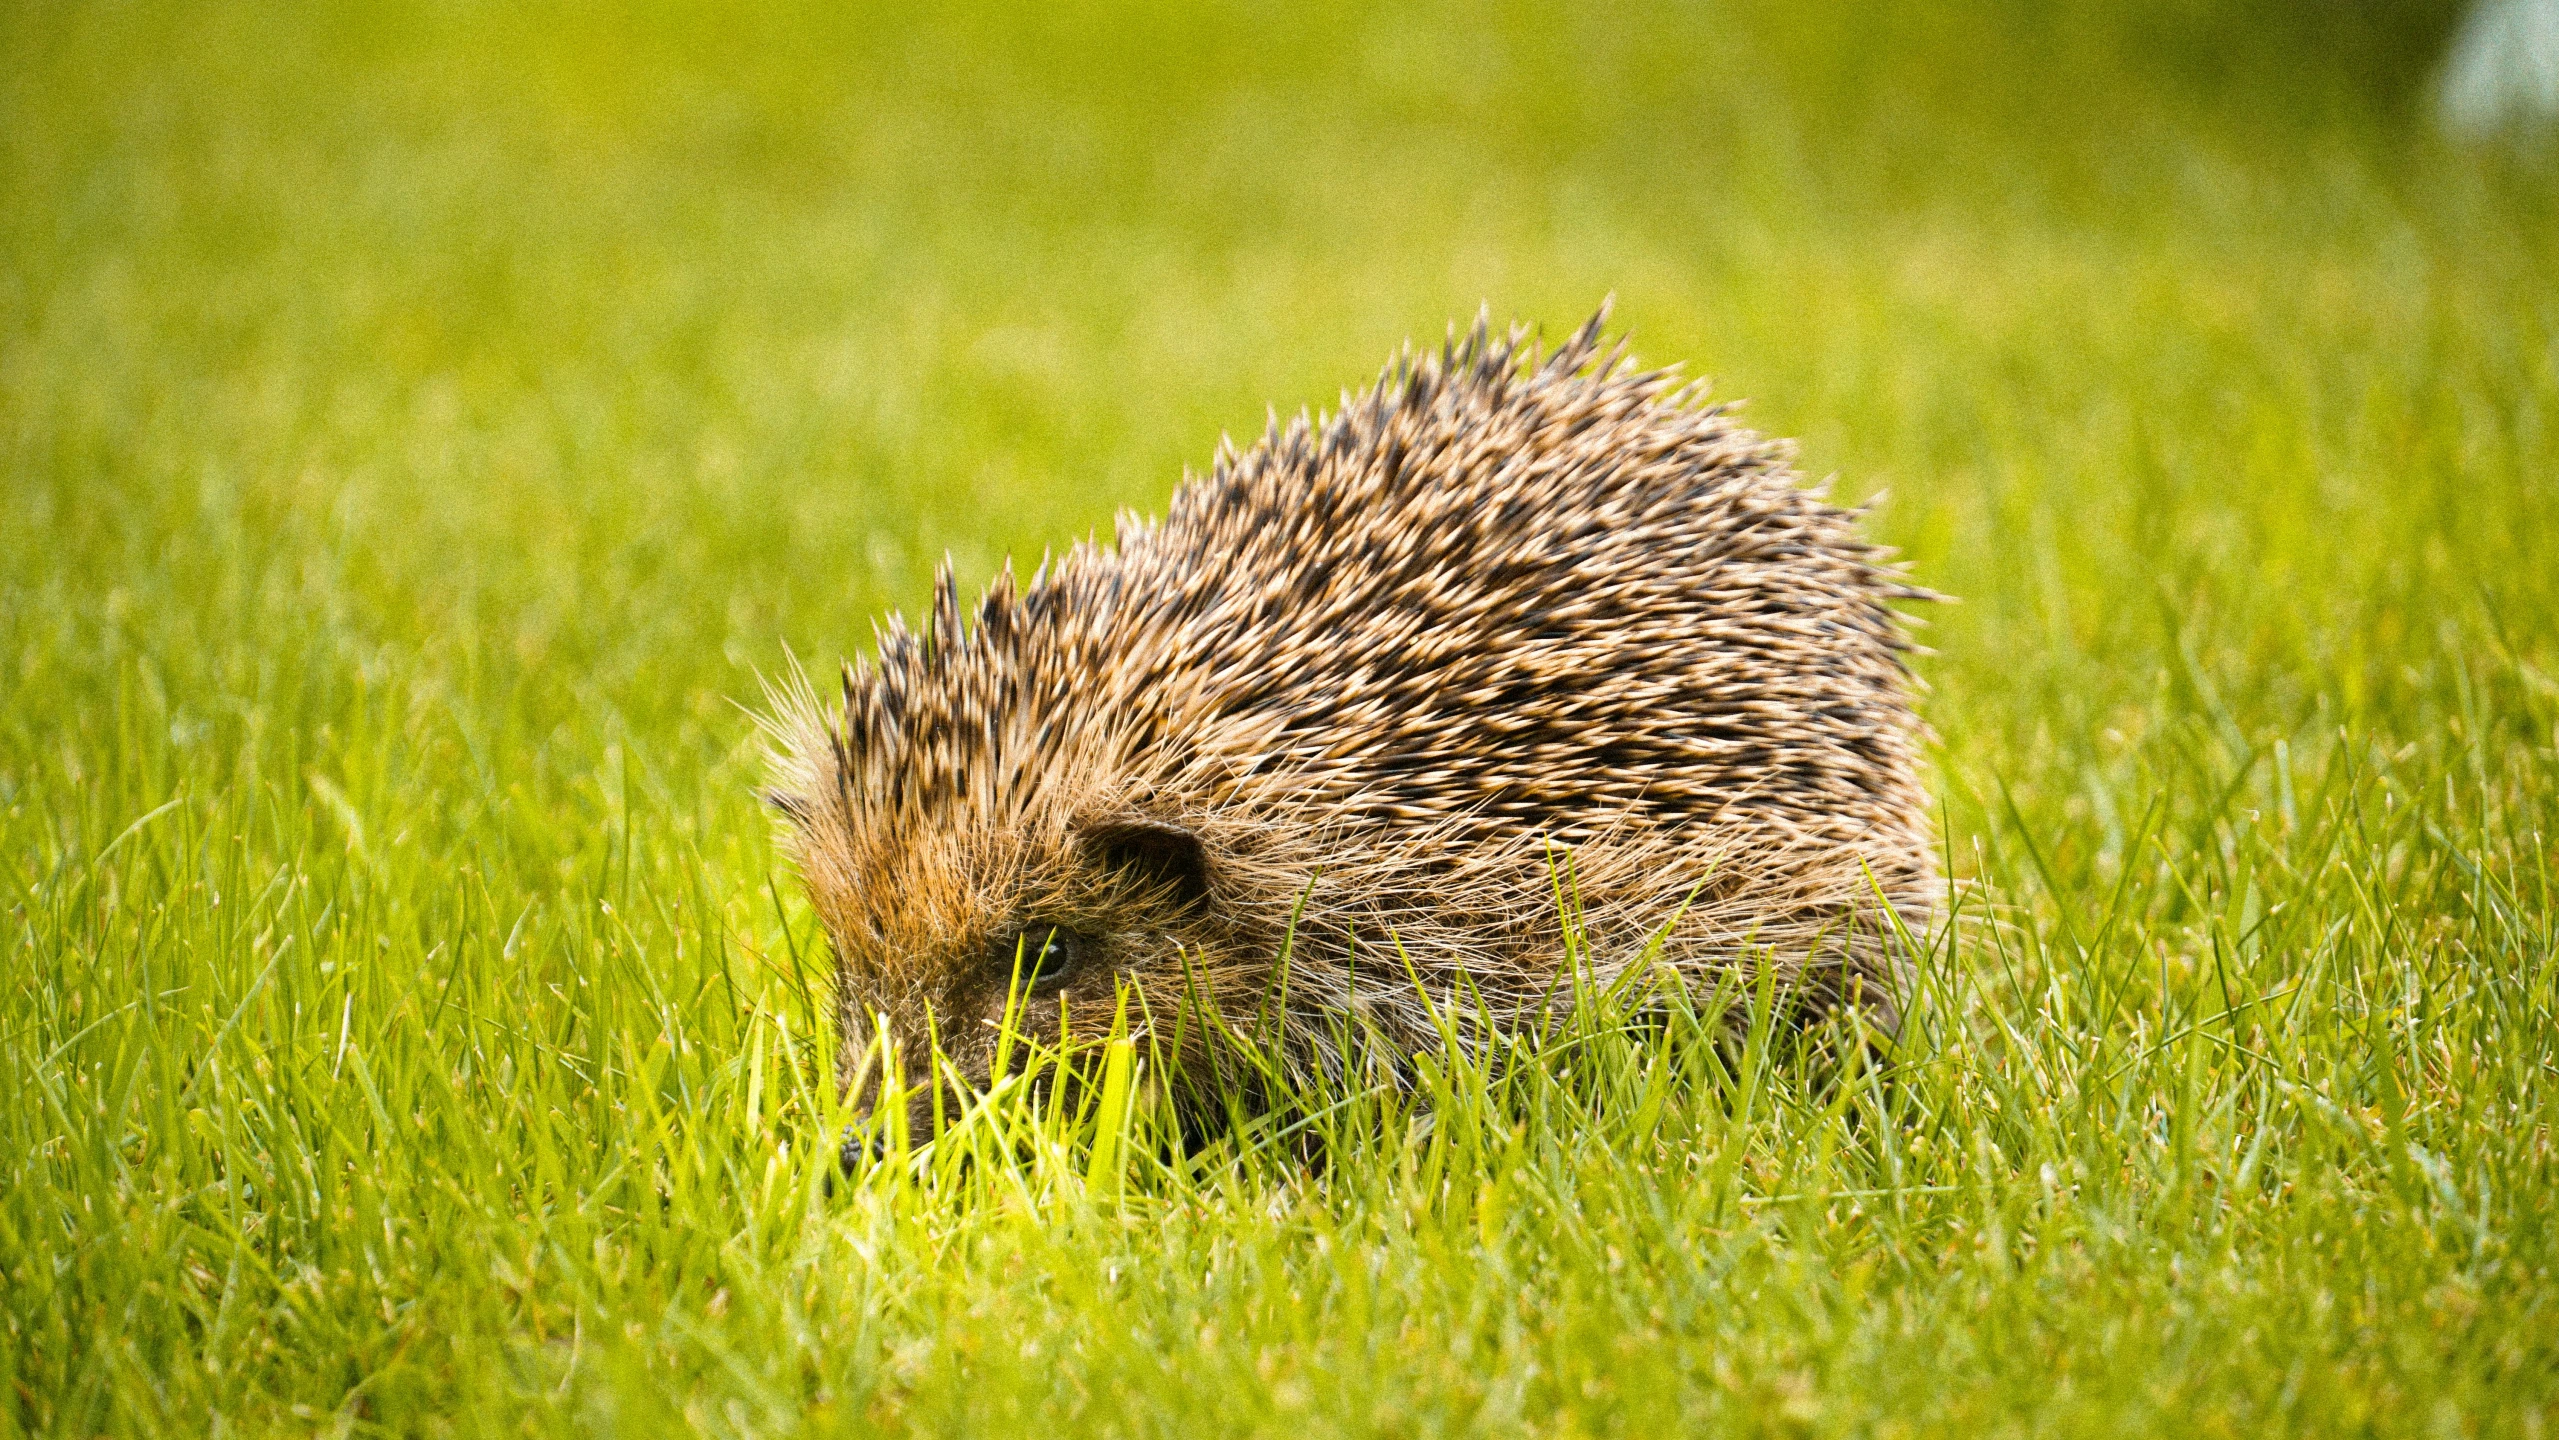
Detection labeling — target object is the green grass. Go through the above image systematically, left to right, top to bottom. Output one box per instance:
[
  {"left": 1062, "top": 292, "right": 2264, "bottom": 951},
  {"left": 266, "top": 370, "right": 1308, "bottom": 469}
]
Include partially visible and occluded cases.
[{"left": 6, "top": 0, "right": 2558, "bottom": 1433}]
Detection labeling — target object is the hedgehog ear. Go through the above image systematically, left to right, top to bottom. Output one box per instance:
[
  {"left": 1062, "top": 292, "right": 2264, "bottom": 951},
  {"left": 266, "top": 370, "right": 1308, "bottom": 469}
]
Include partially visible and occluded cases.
[{"left": 1081, "top": 820, "right": 1211, "bottom": 919}]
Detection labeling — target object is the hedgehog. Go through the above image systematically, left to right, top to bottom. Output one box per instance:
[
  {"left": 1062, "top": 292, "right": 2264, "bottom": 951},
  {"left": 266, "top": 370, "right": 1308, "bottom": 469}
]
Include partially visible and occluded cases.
[{"left": 766, "top": 312, "right": 1939, "bottom": 1161}]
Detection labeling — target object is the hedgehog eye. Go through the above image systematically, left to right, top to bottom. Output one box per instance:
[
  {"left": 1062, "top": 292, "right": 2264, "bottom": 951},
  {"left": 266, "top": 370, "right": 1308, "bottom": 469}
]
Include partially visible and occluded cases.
[{"left": 1000, "top": 925, "right": 1088, "bottom": 990}]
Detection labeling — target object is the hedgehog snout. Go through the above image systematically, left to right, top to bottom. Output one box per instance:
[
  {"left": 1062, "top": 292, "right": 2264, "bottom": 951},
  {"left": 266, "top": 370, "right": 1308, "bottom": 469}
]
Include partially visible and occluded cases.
[
  {"left": 836, "top": 1046, "right": 971, "bottom": 1173},
  {"left": 838, "top": 1085, "right": 945, "bottom": 1174}
]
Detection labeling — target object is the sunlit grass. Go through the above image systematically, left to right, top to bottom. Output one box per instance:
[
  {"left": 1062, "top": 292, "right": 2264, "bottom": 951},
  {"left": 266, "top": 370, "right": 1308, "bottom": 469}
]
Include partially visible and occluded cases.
[{"left": 4, "top": 0, "right": 2555, "bottom": 1433}]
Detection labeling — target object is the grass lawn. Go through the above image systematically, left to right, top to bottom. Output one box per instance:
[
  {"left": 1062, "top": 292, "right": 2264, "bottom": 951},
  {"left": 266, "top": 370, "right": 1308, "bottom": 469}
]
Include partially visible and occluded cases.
[{"left": 5, "top": 0, "right": 2557, "bottom": 1433}]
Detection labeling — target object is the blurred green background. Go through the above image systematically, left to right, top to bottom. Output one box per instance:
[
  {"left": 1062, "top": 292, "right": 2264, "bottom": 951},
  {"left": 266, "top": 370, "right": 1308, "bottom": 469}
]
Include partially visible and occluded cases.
[{"left": 5, "top": 0, "right": 2557, "bottom": 1434}]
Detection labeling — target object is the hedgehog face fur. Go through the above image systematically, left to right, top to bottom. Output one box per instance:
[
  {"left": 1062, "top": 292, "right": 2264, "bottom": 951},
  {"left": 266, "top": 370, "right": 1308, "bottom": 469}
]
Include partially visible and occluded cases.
[{"left": 767, "top": 312, "right": 1940, "bottom": 1158}]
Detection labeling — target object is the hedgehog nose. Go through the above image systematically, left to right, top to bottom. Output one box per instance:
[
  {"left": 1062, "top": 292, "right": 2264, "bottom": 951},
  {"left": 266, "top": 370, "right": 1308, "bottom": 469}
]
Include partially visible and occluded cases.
[
  {"left": 836, "top": 1088, "right": 946, "bottom": 1176},
  {"left": 838, "top": 1125, "right": 888, "bottom": 1175}
]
